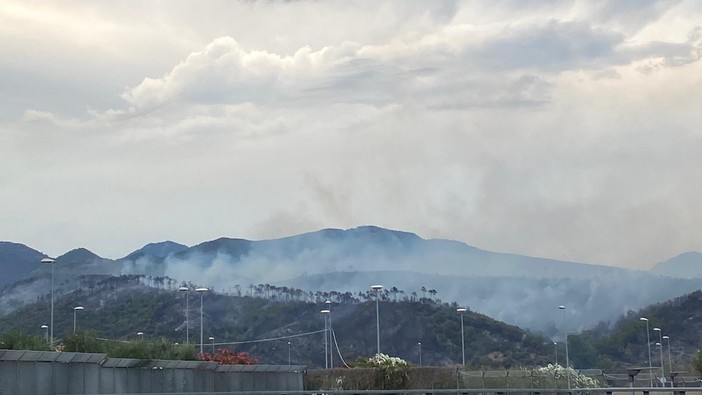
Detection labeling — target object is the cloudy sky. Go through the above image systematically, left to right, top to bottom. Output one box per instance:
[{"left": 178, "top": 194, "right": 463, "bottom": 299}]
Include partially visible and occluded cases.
[{"left": 1, "top": 0, "right": 700, "bottom": 269}]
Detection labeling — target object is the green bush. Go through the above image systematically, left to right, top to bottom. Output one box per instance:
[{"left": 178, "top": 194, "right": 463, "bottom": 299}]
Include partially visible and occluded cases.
[
  {"left": 0, "top": 331, "right": 50, "bottom": 351},
  {"left": 61, "top": 331, "right": 104, "bottom": 353}
]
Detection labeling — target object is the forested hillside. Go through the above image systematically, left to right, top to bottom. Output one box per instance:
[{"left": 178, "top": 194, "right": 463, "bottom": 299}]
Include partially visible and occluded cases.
[
  {"left": 0, "top": 274, "right": 551, "bottom": 368},
  {"left": 568, "top": 290, "right": 702, "bottom": 371}
]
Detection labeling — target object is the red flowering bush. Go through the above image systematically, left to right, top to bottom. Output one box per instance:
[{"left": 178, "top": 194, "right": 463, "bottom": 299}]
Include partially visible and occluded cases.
[{"left": 198, "top": 348, "right": 258, "bottom": 365}]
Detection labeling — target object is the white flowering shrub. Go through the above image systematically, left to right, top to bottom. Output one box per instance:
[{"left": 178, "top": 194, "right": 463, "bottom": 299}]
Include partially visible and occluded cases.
[
  {"left": 354, "top": 353, "right": 411, "bottom": 389},
  {"left": 368, "top": 353, "right": 410, "bottom": 367},
  {"left": 532, "top": 364, "right": 599, "bottom": 388}
]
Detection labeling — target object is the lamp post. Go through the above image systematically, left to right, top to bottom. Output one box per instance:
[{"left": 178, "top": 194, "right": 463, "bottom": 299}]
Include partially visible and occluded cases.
[
  {"left": 41, "top": 258, "right": 55, "bottom": 345},
  {"left": 371, "top": 285, "right": 383, "bottom": 355},
  {"left": 178, "top": 286, "right": 190, "bottom": 344},
  {"left": 196, "top": 287, "right": 208, "bottom": 354},
  {"left": 325, "top": 300, "right": 333, "bottom": 368},
  {"left": 558, "top": 305, "right": 570, "bottom": 389},
  {"left": 73, "top": 306, "right": 84, "bottom": 333},
  {"left": 457, "top": 308, "right": 467, "bottom": 366},
  {"left": 321, "top": 309, "right": 330, "bottom": 369},
  {"left": 640, "top": 317, "right": 653, "bottom": 387},
  {"left": 41, "top": 324, "right": 49, "bottom": 343},
  {"left": 653, "top": 328, "right": 664, "bottom": 379},
  {"left": 137, "top": 331, "right": 144, "bottom": 341},
  {"left": 663, "top": 335, "right": 672, "bottom": 373},
  {"left": 209, "top": 336, "right": 215, "bottom": 354},
  {"left": 288, "top": 341, "right": 292, "bottom": 365},
  {"left": 418, "top": 342, "right": 422, "bottom": 366},
  {"left": 554, "top": 342, "right": 558, "bottom": 365},
  {"left": 656, "top": 342, "right": 663, "bottom": 383}
]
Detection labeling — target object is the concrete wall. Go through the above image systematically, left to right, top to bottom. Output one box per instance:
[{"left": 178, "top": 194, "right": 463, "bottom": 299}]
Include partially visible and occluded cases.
[{"left": 0, "top": 350, "right": 304, "bottom": 395}]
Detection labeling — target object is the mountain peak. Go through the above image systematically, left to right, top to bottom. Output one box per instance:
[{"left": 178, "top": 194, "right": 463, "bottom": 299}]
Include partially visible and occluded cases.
[
  {"left": 345, "top": 225, "right": 422, "bottom": 243},
  {"left": 187, "top": 237, "right": 252, "bottom": 257},
  {"left": 123, "top": 241, "right": 189, "bottom": 260},
  {"left": 0, "top": 242, "right": 46, "bottom": 287},
  {"left": 57, "top": 248, "right": 102, "bottom": 264},
  {"left": 649, "top": 251, "right": 702, "bottom": 278}
]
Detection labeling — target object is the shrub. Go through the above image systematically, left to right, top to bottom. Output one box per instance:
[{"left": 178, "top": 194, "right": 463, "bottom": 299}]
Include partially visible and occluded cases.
[
  {"left": 0, "top": 331, "right": 50, "bottom": 351},
  {"left": 199, "top": 348, "right": 258, "bottom": 365},
  {"left": 354, "top": 353, "right": 411, "bottom": 389},
  {"left": 532, "top": 364, "right": 599, "bottom": 388}
]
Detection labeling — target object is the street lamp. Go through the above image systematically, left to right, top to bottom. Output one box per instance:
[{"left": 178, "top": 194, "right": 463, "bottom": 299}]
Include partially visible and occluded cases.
[
  {"left": 41, "top": 257, "right": 55, "bottom": 345},
  {"left": 371, "top": 285, "right": 383, "bottom": 355},
  {"left": 178, "top": 286, "right": 190, "bottom": 344},
  {"left": 196, "top": 287, "right": 208, "bottom": 354},
  {"left": 325, "top": 300, "right": 333, "bottom": 368},
  {"left": 558, "top": 305, "right": 570, "bottom": 389},
  {"left": 73, "top": 306, "right": 84, "bottom": 333},
  {"left": 457, "top": 308, "right": 467, "bottom": 366},
  {"left": 321, "top": 309, "right": 330, "bottom": 369},
  {"left": 640, "top": 317, "right": 653, "bottom": 387},
  {"left": 41, "top": 324, "right": 49, "bottom": 343},
  {"left": 654, "top": 328, "right": 664, "bottom": 378},
  {"left": 137, "top": 331, "right": 144, "bottom": 341},
  {"left": 663, "top": 335, "right": 672, "bottom": 373},
  {"left": 209, "top": 336, "right": 215, "bottom": 354},
  {"left": 288, "top": 341, "right": 292, "bottom": 366},
  {"left": 418, "top": 342, "right": 422, "bottom": 366},
  {"left": 554, "top": 342, "right": 558, "bottom": 365},
  {"left": 656, "top": 342, "right": 664, "bottom": 383}
]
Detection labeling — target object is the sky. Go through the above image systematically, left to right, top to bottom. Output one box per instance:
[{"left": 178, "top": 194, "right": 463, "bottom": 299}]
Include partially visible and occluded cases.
[{"left": 1, "top": 0, "right": 700, "bottom": 270}]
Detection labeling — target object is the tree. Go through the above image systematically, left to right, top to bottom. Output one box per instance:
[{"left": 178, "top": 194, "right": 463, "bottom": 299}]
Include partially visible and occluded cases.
[
  {"left": 390, "top": 286, "right": 399, "bottom": 301},
  {"left": 428, "top": 289, "right": 438, "bottom": 301}
]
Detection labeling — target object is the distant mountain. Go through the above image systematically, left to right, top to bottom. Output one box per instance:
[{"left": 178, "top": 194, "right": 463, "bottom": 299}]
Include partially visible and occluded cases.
[
  {"left": 2, "top": 226, "right": 701, "bottom": 337},
  {"left": 115, "top": 226, "right": 699, "bottom": 334},
  {"left": 153, "top": 226, "right": 633, "bottom": 282},
  {"left": 0, "top": 242, "right": 46, "bottom": 287},
  {"left": 0, "top": 247, "right": 118, "bottom": 316},
  {"left": 649, "top": 252, "right": 702, "bottom": 278}
]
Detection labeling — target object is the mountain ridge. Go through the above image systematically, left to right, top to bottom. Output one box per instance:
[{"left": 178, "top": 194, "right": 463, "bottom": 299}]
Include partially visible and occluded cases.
[
  {"left": 1, "top": 226, "right": 700, "bottom": 336},
  {"left": 0, "top": 241, "right": 46, "bottom": 288},
  {"left": 124, "top": 241, "right": 189, "bottom": 261},
  {"left": 649, "top": 251, "right": 702, "bottom": 278}
]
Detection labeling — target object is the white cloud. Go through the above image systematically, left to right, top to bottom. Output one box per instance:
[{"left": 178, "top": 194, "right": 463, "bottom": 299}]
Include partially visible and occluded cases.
[{"left": 121, "top": 37, "right": 341, "bottom": 109}]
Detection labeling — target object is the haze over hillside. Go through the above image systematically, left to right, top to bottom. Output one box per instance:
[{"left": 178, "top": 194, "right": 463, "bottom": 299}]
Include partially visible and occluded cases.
[
  {"left": 2, "top": 226, "right": 701, "bottom": 337},
  {"left": 649, "top": 252, "right": 702, "bottom": 278}
]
